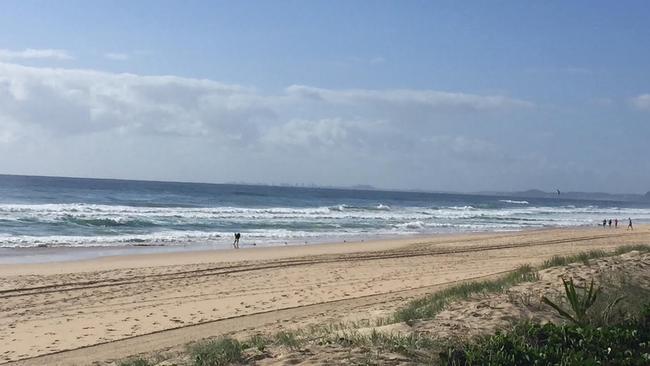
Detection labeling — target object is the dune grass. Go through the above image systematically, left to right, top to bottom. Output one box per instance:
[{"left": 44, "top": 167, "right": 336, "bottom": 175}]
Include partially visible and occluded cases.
[
  {"left": 394, "top": 244, "right": 650, "bottom": 324},
  {"left": 613, "top": 244, "right": 650, "bottom": 255},
  {"left": 542, "top": 245, "right": 650, "bottom": 269},
  {"left": 541, "top": 249, "right": 609, "bottom": 268},
  {"left": 394, "top": 264, "right": 539, "bottom": 324},
  {"left": 443, "top": 307, "right": 650, "bottom": 366},
  {"left": 273, "top": 330, "right": 304, "bottom": 350},
  {"left": 335, "top": 330, "right": 440, "bottom": 364},
  {"left": 188, "top": 337, "right": 243, "bottom": 366},
  {"left": 118, "top": 358, "right": 152, "bottom": 366}
]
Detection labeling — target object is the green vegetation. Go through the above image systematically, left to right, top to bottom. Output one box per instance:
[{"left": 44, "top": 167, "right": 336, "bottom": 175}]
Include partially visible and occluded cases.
[
  {"left": 614, "top": 244, "right": 650, "bottom": 255},
  {"left": 395, "top": 245, "right": 650, "bottom": 324},
  {"left": 541, "top": 245, "right": 650, "bottom": 269},
  {"left": 541, "top": 249, "right": 608, "bottom": 267},
  {"left": 444, "top": 261, "right": 650, "bottom": 365},
  {"left": 395, "top": 265, "right": 539, "bottom": 324},
  {"left": 593, "top": 275, "right": 650, "bottom": 326},
  {"left": 541, "top": 277, "right": 603, "bottom": 326},
  {"left": 442, "top": 304, "right": 650, "bottom": 365},
  {"left": 273, "top": 330, "right": 304, "bottom": 350},
  {"left": 335, "top": 330, "right": 440, "bottom": 364},
  {"left": 243, "top": 333, "right": 270, "bottom": 352},
  {"left": 188, "top": 337, "right": 243, "bottom": 366},
  {"left": 118, "top": 358, "right": 152, "bottom": 366}
]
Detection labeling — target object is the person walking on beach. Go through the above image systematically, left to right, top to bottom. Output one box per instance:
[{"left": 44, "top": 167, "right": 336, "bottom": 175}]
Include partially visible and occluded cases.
[
  {"left": 628, "top": 218, "right": 633, "bottom": 231},
  {"left": 603, "top": 219, "right": 607, "bottom": 228},
  {"left": 608, "top": 219, "right": 612, "bottom": 227},
  {"left": 614, "top": 219, "right": 618, "bottom": 228},
  {"left": 233, "top": 232, "right": 241, "bottom": 248}
]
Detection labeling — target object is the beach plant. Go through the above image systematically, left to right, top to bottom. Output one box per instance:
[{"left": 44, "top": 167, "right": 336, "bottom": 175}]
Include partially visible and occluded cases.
[
  {"left": 613, "top": 244, "right": 650, "bottom": 255},
  {"left": 541, "top": 245, "right": 650, "bottom": 269},
  {"left": 395, "top": 246, "right": 649, "bottom": 324},
  {"left": 541, "top": 249, "right": 607, "bottom": 268},
  {"left": 395, "top": 265, "right": 538, "bottom": 323},
  {"left": 587, "top": 272, "right": 650, "bottom": 326},
  {"left": 541, "top": 277, "right": 601, "bottom": 326},
  {"left": 442, "top": 303, "right": 650, "bottom": 365},
  {"left": 274, "top": 330, "right": 303, "bottom": 349},
  {"left": 334, "top": 330, "right": 439, "bottom": 364},
  {"left": 244, "top": 333, "right": 270, "bottom": 352},
  {"left": 189, "top": 337, "right": 243, "bottom": 366},
  {"left": 118, "top": 358, "right": 151, "bottom": 366}
]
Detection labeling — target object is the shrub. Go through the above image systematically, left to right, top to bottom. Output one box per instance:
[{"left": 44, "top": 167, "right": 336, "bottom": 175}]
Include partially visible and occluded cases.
[
  {"left": 395, "top": 265, "right": 538, "bottom": 323},
  {"left": 541, "top": 277, "right": 602, "bottom": 326},
  {"left": 442, "top": 304, "right": 650, "bottom": 365},
  {"left": 274, "top": 330, "right": 303, "bottom": 350},
  {"left": 244, "top": 333, "right": 270, "bottom": 352},
  {"left": 189, "top": 337, "right": 243, "bottom": 366},
  {"left": 119, "top": 358, "right": 151, "bottom": 366}
]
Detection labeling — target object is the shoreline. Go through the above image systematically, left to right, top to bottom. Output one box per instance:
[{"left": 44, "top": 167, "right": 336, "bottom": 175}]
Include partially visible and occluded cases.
[
  {"left": 0, "top": 225, "right": 599, "bottom": 267},
  {"left": 0, "top": 225, "right": 637, "bottom": 276},
  {"left": 0, "top": 226, "right": 581, "bottom": 272}
]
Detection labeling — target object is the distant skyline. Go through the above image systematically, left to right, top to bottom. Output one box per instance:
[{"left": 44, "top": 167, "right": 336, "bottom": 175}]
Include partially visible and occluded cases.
[{"left": 0, "top": 1, "right": 649, "bottom": 193}]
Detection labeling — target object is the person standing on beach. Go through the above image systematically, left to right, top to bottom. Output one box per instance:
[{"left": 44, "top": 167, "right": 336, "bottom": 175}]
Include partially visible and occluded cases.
[
  {"left": 615, "top": 218, "right": 618, "bottom": 228},
  {"left": 628, "top": 218, "right": 633, "bottom": 230},
  {"left": 603, "top": 219, "right": 607, "bottom": 227},
  {"left": 608, "top": 219, "right": 612, "bottom": 227},
  {"left": 233, "top": 232, "right": 241, "bottom": 248}
]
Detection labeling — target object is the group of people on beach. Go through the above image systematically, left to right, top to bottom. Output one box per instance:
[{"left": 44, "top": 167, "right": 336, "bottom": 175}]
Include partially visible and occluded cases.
[{"left": 603, "top": 218, "right": 633, "bottom": 230}]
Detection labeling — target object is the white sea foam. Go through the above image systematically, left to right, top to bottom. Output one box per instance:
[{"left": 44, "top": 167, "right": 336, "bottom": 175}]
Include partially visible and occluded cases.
[
  {"left": 499, "top": 199, "right": 530, "bottom": 204},
  {"left": 2, "top": 202, "right": 650, "bottom": 248},
  {"left": 397, "top": 221, "right": 425, "bottom": 229}
]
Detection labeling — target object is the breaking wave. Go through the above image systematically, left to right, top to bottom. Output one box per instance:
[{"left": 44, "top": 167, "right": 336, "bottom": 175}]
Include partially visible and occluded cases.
[{"left": 499, "top": 199, "right": 530, "bottom": 205}]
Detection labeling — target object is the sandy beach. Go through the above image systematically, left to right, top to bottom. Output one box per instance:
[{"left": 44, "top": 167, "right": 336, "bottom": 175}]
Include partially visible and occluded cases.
[{"left": 1, "top": 226, "right": 649, "bottom": 365}]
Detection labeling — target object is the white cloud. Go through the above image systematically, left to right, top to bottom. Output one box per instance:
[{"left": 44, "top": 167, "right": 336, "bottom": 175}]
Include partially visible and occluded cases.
[
  {"left": 0, "top": 48, "right": 73, "bottom": 61},
  {"left": 105, "top": 52, "right": 130, "bottom": 61},
  {"left": 0, "top": 62, "right": 531, "bottom": 141},
  {"left": 0, "top": 62, "right": 257, "bottom": 137},
  {"left": 285, "top": 85, "right": 533, "bottom": 111},
  {"left": 631, "top": 94, "right": 650, "bottom": 110}
]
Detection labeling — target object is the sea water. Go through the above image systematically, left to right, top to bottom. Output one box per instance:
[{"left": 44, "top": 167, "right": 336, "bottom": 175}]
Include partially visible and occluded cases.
[{"left": 1, "top": 174, "right": 649, "bottom": 249}]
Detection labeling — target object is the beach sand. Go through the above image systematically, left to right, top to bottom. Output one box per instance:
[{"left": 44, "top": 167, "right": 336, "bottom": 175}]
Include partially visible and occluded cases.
[{"left": 1, "top": 226, "right": 649, "bottom": 365}]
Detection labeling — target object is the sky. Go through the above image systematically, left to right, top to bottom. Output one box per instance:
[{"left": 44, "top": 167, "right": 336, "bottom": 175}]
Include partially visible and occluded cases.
[{"left": 0, "top": 1, "right": 649, "bottom": 193}]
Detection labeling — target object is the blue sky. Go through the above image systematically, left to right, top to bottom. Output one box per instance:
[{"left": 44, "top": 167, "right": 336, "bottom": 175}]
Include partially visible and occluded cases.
[{"left": 0, "top": 1, "right": 649, "bottom": 193}]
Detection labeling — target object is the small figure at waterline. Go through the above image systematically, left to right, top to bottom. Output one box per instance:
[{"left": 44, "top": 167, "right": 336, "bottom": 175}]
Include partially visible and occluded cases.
[
  {"left": 628, "top": 218, "right": 633, "bottom": 231},
  {"left": 233, "top": 232, "right": 241, "bottom": 249}
]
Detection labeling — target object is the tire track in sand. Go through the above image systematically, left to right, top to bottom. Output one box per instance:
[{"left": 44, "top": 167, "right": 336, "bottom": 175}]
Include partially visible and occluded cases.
[{"left": 0, "top": 231, "right": 635, "bottom": 299}]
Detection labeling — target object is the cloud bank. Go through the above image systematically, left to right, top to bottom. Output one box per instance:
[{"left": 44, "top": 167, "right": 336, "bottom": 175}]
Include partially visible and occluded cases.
[
  {"left": 0, "top": 48, "right": 73, "bottom": 61},
  {"left": 0, "top": 61, "right": 589, "bottom": 191},
  {"left": 0, "top": 62, "right": 529, "bottom": 141}
]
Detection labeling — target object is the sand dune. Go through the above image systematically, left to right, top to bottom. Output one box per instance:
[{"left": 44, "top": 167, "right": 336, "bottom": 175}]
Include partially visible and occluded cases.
[{"left": 1, "top": 226, "right": 649, "bottom": 365}]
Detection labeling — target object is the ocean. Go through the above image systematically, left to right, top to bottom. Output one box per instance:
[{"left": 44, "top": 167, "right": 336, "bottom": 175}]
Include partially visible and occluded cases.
[{"left": 1, "top": 174, "right": 649, "bottom": 250}]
